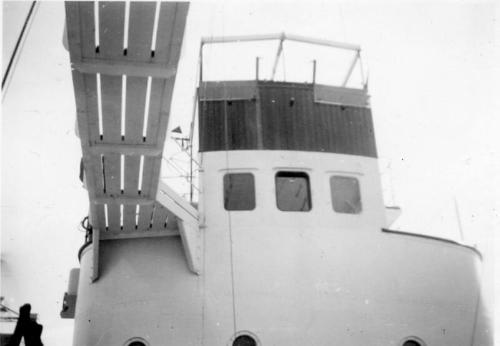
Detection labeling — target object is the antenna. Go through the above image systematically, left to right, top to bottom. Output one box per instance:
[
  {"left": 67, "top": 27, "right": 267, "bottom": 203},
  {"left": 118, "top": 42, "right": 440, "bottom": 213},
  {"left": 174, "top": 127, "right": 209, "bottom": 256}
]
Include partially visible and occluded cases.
[
  {"left": 169, "top": 126, "right": 200, "bottom": 202},
  {"left": 453, "top": 197, "right": 465, "bottom": 242}
]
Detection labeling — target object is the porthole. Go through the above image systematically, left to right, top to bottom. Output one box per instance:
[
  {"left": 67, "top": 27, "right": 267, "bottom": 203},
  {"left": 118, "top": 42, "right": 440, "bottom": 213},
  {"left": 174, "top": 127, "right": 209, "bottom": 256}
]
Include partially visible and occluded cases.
[
  {"left": 230, "top": 331, "right": 260, "bottom": 346},
  {"left": 233, "top": 335, "right": 256, "bottom": 346},
  {"left": 400, "top": 336, "right": 425, "bottom": 346},
  {"left": 124, "top": 337, "right": 149, "bottom": 346}
]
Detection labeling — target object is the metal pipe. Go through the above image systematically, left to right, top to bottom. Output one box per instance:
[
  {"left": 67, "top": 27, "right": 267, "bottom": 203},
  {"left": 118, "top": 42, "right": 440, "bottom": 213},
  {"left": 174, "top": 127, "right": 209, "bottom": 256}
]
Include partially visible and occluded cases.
[
  {"left": 201, "top": 32, "right": 360, "bottom": 51},
  {"left": 200, "top": 33, "right": 362, "bottom": 86},
  {"left": 201, "top": 33, "right": 284, "bottom": 45},
  {"left": 285, "top": 33, "right": 360, "bottom": 51},
  {"left": 271, "top": 35, "right": 285, "bottom": 80},
  {"left": 199, "top": 43, "right": 204, "bottom": 84},
  {"left": 342, "top": 51, "right": 360, "bottom": 87},
  {"left": 358, "top": 53, "right": 366, "bottom": 88},
  {"left": 255, "top": 57, "right": 260, "bottom": 80},
  {"left": 312, "top": 60, "right": 317, "bottom": 85},
  {"left": 188, "top": 89, "right": 198, "bottom": 202},
  {"left": 454, "top": 197, "right": 465, "bottom": 242}
]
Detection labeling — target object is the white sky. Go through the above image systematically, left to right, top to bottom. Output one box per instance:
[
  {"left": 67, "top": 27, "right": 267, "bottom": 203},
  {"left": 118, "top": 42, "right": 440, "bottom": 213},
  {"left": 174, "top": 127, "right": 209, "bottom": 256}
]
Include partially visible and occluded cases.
[{"left": 1, "top": 1, "right": 499, "bottom": 345}]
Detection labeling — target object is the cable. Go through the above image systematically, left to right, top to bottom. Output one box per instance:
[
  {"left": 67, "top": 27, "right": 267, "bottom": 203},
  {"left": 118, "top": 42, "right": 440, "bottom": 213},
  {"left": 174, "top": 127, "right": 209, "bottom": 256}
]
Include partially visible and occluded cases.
[
  {"left": 2, "top": 1, "right": 38, "bottom": 92},
  {"left": 217, "top": 4, "right": 238, "bottom": 330},
  {"left": 200, "top": 5, "right": 217, "bottom": 342},
  {"left": 223, "top": 88, "right": 238, "bottom": 335},
  {"left": 79, "top": 215, "right": 93, "bottom": 243},
  {"left": 80, "top": 216, "right": 92, "bottom": 231},
  {"left": 0, "top": 302, "right": 19, "bottom": 316}
]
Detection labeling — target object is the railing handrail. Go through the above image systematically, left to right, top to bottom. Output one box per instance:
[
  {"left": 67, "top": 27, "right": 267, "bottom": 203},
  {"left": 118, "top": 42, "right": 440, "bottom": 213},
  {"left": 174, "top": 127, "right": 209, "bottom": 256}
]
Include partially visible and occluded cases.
[
  {"left": 199, "top": 32, "right": 365, "bottom": 88},
  {"left": 201, "top": 32, "right": 360, "bottom": 51}
]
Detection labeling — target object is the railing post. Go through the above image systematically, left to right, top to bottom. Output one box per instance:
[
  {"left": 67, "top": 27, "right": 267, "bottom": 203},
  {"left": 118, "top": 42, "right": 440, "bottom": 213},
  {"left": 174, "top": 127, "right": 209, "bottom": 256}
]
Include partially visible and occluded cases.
[
  {"left": 199, "top": 43, "right": 204, "bottom": 84},
  {"left": 256, "top": 57, "right": 260, "bottom": 81},
  {"left": 312, "top": 59, "right": 316, "bottom": 85}
]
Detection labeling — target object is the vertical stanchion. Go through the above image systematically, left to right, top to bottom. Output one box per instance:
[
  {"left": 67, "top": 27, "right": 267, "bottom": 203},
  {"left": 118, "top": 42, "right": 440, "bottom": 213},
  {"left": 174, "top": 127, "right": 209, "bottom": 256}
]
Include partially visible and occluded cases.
[
  {"left": 199, "top": 43, "right": 204, "bottom": 84},
  {"left": 256, "top": 57, "right": 260, "bottom": 81},
  {"left": 312, "top": 59, "right": 317, "bottom": 85}
]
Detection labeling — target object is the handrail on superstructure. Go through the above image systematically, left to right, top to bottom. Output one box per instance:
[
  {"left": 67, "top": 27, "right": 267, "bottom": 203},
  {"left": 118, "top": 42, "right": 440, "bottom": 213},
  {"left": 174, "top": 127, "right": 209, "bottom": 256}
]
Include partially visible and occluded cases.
[
  {"left": 199, "top": 32, "right": 365, "bottom": 87},
  {"left": 201, "top": 32, "right": 360, "bottom": 51}
]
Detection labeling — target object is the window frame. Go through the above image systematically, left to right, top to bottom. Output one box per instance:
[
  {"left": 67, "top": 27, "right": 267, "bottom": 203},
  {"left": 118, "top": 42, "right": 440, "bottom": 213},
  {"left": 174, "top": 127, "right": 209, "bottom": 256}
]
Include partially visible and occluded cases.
[
  {"left": 275, "top": 171, "right": 312, "bottom": 212},
  {"left": 223, "top": 172, "right": 256, "bottom": 211},
  {"left": 330, "top": 175, "right": 362, "bottom": 214}
]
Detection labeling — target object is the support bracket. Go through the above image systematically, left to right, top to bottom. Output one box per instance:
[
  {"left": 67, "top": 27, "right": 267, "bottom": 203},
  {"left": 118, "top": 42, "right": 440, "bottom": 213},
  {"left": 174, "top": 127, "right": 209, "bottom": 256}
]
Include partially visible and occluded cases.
[{"left": 156, "top": 181, "right": 200, "bottom": 274}]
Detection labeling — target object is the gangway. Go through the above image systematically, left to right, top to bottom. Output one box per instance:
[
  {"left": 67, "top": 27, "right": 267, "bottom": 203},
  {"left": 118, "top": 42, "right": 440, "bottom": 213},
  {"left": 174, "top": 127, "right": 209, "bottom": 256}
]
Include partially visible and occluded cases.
[{"left": 65, "top": 2, "right": 198, "bottom": 281}]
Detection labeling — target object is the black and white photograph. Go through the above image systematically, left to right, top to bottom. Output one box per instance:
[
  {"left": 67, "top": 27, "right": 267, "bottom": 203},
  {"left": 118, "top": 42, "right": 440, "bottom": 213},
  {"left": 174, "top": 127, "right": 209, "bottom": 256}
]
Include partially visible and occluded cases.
[{"left": 1, "top": 1, "right": 498, "bottom": 345}]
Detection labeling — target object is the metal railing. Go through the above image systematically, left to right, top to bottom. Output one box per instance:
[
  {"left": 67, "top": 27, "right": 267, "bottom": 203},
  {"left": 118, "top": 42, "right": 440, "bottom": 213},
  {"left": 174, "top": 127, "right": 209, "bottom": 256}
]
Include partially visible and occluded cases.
[{"left": 199, "top": 32, "right": 365, "bottom": 88}]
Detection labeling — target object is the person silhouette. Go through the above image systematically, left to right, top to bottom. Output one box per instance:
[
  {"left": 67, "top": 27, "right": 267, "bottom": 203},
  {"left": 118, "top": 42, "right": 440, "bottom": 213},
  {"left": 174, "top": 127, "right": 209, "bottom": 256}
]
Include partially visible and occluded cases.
[{"left": 7, "top": 304, "right": 43, "bottom": 346}]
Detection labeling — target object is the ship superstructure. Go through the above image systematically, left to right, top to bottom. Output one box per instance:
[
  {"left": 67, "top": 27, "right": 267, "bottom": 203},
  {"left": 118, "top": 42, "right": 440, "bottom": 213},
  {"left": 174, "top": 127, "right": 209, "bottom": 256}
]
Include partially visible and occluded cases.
[{"left": 61, "top": 2, "right": 491, "bottom": 346}]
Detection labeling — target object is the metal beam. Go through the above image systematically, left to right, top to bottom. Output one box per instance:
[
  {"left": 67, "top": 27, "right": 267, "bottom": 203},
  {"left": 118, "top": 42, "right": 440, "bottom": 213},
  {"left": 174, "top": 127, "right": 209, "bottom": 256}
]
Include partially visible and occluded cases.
[
  {"left": 201, "top": 32, "right": 360, "bottom": 51},
  {"left": 202, "top": 33, "right": 283, "bottom": 45},
  {"left": 285, "top": 33, "right": 360, "bottom": 51},
  {"left": 271, "top": 35, "right": 285, "bottom": 80},
  {"left": 342, "top": 51, "right": 360, "bottom": 87},
  {"left": 72, "top": 59, "right": 177, "bottom": 79},
  {"left": 198, "top": 80, "right": 258, "bottom": 101},
  {"left": 313, "top": 83, "right": 370, "bottom": 108},
  {"left": 88, "top": 143, "right": 162, "bottom": 156},
  {"left": 156, "top": 181, "right": 200, "bottom": 274},
  {"left": 156, "top": 181, "right": 198, "bottom": 222},
  {"left": 93, "top": 197, "right": 154, "bottom": 206},
  {"left": 177, "top": 219, "right": 201, "bottom": 274},
  {"left": 91, "top": 228, "right": 100, "bottom": 282},
  {"left": 100, "top": 228, "right": 179, "bottom": 240}
]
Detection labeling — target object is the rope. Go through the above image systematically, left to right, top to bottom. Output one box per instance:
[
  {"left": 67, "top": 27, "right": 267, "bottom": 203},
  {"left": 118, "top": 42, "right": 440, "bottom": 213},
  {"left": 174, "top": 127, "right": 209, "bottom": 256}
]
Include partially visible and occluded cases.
[{"left": 2, "top": 1, "right": 38, "bottom": 96}]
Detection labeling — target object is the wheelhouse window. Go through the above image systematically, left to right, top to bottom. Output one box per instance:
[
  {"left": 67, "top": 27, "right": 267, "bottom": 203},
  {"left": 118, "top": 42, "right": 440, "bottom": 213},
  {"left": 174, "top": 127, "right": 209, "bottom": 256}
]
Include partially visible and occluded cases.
[
  {"left": 275, "top": 171, "right": 311, "bottom": 211},
  {"left": 224, "top": 173, "right": 256, "bottom": 210},
  {"left": 330, "top": 176, "right": 362, "bottom": 214}
]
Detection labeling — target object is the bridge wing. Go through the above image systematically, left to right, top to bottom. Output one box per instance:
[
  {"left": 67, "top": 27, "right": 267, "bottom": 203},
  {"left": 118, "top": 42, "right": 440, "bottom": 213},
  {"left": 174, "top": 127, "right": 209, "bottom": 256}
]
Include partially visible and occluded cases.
[{"left": 65, "top": 2, "right": 191, "bottom": 279}]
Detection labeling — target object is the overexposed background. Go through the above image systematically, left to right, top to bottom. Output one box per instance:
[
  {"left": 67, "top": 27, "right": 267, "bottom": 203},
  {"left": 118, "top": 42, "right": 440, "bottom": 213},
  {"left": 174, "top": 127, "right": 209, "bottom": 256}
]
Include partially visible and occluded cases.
[{"left": 2, "top": 1, "right": 498, "bottom": 344}]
